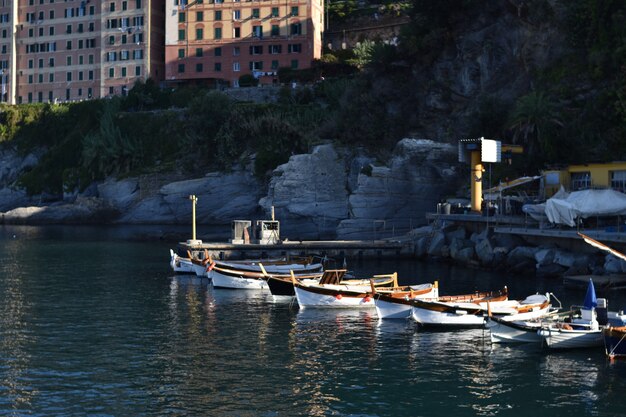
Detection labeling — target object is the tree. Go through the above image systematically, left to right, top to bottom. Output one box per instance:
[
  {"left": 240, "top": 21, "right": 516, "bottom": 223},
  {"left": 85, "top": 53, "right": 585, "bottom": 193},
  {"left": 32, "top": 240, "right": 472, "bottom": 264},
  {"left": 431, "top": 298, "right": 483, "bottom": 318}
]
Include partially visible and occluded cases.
[{"left": 508, "top": 91, "right": 563, "bottom": 158}]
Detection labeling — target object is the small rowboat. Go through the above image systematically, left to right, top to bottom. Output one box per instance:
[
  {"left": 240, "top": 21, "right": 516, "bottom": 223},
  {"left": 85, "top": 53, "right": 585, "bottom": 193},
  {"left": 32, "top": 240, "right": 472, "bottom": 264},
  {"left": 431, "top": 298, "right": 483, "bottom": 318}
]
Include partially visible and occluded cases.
[
  {"left": 293, "top": 272, "right": 438, "bottom": 309},
  {"left": 411, "top": 290, "right": 551, "bottom": 328}
]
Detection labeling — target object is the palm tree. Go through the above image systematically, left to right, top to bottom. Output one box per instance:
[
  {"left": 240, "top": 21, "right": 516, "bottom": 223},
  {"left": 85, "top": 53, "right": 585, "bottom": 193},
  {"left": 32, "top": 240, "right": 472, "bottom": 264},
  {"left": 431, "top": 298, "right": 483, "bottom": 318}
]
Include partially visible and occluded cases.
[{"left": 508, "top": 91, "right": 563, "bottom": 157}]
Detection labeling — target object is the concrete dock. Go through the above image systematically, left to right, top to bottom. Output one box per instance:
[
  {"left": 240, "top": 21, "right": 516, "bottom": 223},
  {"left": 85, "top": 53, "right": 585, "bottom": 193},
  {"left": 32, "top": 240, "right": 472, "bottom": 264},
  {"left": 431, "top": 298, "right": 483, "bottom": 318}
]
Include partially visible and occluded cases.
[{"left": 176, "top": 239, "right": 413, "bottom": 261}]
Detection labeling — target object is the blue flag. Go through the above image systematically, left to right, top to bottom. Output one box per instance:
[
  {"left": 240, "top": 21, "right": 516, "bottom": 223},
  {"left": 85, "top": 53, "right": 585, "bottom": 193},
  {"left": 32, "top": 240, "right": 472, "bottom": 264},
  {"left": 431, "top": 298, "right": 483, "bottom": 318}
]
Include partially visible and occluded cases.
[{"left": 583, "top": 278, "right": 597, "bottom": 310}]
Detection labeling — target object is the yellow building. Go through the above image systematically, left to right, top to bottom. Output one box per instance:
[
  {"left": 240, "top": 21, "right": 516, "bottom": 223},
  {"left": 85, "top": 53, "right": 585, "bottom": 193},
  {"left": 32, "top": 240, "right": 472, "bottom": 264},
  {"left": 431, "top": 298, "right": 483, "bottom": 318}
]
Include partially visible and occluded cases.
[{"left": 543, "top": 162, "right": 626, "bottom": 197}]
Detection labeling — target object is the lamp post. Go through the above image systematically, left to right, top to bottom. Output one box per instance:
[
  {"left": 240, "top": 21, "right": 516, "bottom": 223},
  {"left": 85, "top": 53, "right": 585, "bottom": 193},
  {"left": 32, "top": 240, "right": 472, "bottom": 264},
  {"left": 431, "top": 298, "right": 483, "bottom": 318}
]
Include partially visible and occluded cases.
[{"left": 187, "top": 194, "right": 202, "bottom": 245}]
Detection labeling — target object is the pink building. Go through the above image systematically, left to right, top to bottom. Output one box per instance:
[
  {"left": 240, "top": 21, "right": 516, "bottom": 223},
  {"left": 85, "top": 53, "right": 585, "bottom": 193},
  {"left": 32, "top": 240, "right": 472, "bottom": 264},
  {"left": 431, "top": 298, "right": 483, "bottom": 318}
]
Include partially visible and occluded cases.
[
  {"left": 0, "top": 0, "right": 164, "bottom": 104},
  {"left": 164, "top": 0, "right": 324, "bottom": 87}
]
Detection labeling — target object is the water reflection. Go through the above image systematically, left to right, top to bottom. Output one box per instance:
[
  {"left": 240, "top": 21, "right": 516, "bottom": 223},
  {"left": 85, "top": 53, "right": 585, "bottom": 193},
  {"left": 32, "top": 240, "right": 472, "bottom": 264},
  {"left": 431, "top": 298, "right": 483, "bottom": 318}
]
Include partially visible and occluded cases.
[{"left": 0, "top": 239, "right": 36, "bottom": 412}]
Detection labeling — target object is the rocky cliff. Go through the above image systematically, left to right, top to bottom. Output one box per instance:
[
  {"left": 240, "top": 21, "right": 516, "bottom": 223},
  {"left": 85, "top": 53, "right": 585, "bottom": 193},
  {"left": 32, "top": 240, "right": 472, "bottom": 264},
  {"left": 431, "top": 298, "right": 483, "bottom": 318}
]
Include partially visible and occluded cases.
[{"left": 0, "top": 139, "right": 461, "bottom": 240}]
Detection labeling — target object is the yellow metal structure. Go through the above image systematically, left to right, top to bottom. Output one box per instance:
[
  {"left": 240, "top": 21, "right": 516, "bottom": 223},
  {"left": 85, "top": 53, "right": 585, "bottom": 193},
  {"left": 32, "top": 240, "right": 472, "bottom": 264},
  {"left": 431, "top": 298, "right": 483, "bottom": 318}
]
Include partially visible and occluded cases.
[{"left": 470, "top": 151, "right": 483, "bottom": 213}]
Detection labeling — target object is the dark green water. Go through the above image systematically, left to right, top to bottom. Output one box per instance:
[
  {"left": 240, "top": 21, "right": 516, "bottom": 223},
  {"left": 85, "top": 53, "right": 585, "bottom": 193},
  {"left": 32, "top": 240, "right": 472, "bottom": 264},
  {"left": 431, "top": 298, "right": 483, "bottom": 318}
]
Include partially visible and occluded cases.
[{"left": 1, "top": 225, "right": 625, "bottom": 416}]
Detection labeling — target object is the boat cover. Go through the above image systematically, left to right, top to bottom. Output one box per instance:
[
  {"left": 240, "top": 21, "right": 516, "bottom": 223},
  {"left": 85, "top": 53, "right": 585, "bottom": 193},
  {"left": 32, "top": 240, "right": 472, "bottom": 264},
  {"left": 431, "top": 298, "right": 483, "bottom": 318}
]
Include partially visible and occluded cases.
[{"left": 544, "top": 189, "right": 626, "bottom": 226}]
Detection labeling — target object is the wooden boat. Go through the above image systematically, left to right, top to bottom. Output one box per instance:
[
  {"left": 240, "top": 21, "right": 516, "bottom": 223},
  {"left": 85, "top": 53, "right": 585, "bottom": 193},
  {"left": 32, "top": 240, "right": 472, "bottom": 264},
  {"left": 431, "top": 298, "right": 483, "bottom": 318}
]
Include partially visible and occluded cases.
[
  {"left": 169, "top": 249, "right": 195, "bottom": 274},
  {"left": 266, "top": 269, "right": 347, "bottom": 296},
  {"left": 293, "top": 272, "right": 437, "bottom": 309},
  {"left": 537, "top": 279, "right": 603, "bottom": 349},
  {"left": 373, "top": 285, "right": 504, "bottom": 320},
  {"left": 410, "top": 290, "right": 551, "bottom": 328},
  {"left": 604, "top": 326, "right": 626, "bottom": 359}
]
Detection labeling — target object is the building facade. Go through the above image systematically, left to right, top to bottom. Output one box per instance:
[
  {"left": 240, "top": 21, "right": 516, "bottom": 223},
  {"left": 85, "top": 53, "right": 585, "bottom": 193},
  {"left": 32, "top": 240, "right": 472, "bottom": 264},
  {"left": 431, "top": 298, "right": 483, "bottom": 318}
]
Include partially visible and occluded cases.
[
  {"left": 0, "top": 0, "right": 164, "bottom": 104},
  {"left": 164, "top": 0, "right": 324, "bottom": 87}
]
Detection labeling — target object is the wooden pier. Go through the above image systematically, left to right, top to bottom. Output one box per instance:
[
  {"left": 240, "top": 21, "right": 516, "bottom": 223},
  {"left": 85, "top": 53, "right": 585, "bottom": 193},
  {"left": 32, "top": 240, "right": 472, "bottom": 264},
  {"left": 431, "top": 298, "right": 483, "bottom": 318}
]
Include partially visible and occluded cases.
[{"left": 176, "top": 239, "right": 413, "bottom": 261}]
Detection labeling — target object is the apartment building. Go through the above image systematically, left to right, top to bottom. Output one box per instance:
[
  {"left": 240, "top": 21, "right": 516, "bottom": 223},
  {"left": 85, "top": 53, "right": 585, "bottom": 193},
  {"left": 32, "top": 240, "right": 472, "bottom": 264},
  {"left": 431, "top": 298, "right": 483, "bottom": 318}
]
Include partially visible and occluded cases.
[
  {"left": 0, "top": 0, "right": 164, "bottom": 104},
  {"left": 164, "top": 0, "right": 324, "bottom": 87}
]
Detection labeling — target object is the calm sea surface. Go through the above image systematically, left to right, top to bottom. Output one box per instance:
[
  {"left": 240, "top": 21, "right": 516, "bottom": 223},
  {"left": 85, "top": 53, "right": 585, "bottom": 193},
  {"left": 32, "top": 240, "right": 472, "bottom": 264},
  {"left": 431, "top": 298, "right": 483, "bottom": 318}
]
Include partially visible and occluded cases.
[{"left": 1, "top": 225, "right": 626, "bottom": 417}]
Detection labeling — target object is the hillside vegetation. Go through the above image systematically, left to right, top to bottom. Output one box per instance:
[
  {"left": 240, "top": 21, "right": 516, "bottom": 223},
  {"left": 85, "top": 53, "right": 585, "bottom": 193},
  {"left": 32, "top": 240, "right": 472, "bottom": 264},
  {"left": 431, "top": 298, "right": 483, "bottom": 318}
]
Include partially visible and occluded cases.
[{"left": 1, "top": 0, "right": 625, "bottom": 196}]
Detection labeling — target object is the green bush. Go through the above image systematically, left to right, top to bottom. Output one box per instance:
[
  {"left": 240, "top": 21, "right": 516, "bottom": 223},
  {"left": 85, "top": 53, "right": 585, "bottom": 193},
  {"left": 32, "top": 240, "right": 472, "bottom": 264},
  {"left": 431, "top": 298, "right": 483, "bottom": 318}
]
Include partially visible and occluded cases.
[{"left": 238, "top": 74, "right": 259, "bottom": 87}]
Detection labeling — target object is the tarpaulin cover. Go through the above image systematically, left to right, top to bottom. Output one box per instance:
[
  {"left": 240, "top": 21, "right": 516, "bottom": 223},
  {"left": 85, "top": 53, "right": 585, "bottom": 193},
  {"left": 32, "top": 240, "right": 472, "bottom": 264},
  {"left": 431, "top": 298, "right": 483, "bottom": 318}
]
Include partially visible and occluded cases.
[{"left": 545, "top": 189, "right": 626, "bottom": 226}]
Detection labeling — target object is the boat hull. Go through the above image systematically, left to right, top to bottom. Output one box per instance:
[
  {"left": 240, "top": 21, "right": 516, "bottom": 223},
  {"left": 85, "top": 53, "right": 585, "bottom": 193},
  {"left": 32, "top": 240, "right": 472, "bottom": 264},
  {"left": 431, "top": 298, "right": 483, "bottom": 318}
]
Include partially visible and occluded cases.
[
  {"left": 211, "top": 269, "right": 268, "bottom": 290},
  {"left": 294, "top": 286, "right": 375, "bottom": 309},
  {"left": 375, "top": 297, "right": 413, "bottom": 319},
  {"left": 411, "top": 306, "right": 486, "bottom": 328},
  {"left": 487, "top": 318, "right": 543, "bottom": 343},
  {"left": 604, "top": 327, "right": 626, "bottom": 358},
  {"left": 538, "top": 328, "right": 603, "bottom": 349}
]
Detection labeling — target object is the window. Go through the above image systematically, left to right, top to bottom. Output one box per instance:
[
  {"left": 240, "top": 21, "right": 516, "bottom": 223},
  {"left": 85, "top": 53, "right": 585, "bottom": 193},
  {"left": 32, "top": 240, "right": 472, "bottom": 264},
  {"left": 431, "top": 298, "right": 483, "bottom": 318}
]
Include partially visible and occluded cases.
[
  {"left": 136, "top": 0, "right": 142, "bottom": 8},
  {"left": 122, "top": 1, "right": 128, "bottom": 10},
  {"left": 110, "top": 2, "right": 115, "bottom": 12},
  {"left": 291, "top": 6, "right": 299, "bottom": 16},
  {"left": 271, "top": 7, "right": 279, "bottom": 17},
  {"left": 252, "top": 8, "right": 259, "bottom": 18},
  {"left": 50, "top": 10, "right": 54, "bottom": 19},
  {"left": 233, "top": 10, "right": 241, "bottom": 20},
  {"left": 196, "top": 11, "right": 203, "bottom": 21},
  {"left": 215, "top": 11, "right": 221, "bottom": 21},
  {"left": 179, "top": 12, "right": 185, "bottom": 23},
  {"left": 78, "top": 23, "right": 83, "bottom": 33},
  {"left": 290, "top": 23, "right": 301, "bottom": 35},
  {"left": 252, "top": 25, "right": 262, "bottom": 38},
  {"left": 271, "top": 25, "right": 279, "bottom": 36},
  {"left": 49, "top": 27, "right": 55, "bottom": 36},
  {"left": 214, "top": 27, "right": 222, "bottom": 39},
  {"left": 233, "top": 27, "right": 240, "bottom": 38},
  {"left": 196, "top": 28, "right": 203, "bottom": 40},
  {"left": 178, "top": 29, "right": 185, "bottom": 41},
  {"left": 122, "top": 34, "right": 127, "bottom": 44},
  {"left": 109, "top": 35, "right": 115, "bottom": 45},
  {"left": 66, "top": 40, "right": 72, "bottom": 50},
  {"left": 288, "top": 43, "right": 301, "bottom": 53},
  {"left": 250, "top": 45, "right": 262, "bottom": 55},
  {"left": 269, "top": 45, "right": 281, "bottom": 54},
  {"left": 215, "top": 47, "right": 222, "bottom": 56},
  {"left": 233, "top": 47, "right": 240, "bottom": 56},
  {"left": 178, "top": 48, "right": 185, "bottom": 58},
  {"left": 196, "top": 48, "right": 203, "bottom": 57},
  {"left": 79, "top": 55, "right": 84, "bottom": 65},
  {"left": 89, "top": 55, "right": 94, "bottom": 64},
  {"left": 66, "top": 56, "right": 72, "bottom": 65},
  {"left": 38, "top": 58, "right": 44, "bottom": 68},
  {"left": 49, "top": 58, "right": 55, "bottom": 67},
  {"left": 28, "top": 59, "right": 33, "bottom": 69},
  {"left": 291, "top": 59, "right": 298, "bottom": 69},
  {"left": 271, "top": 60, "right": 278, "bottom": 69},
  {"left": 250, "top": 61, "right": 263, "bottom": 71},
  {"left": 214, "top": 62, "right": 221, "bottom": 72},
  {"left": 233, "top": 62, "right": 240, "bottom": 71},
  {"left": 178, "top": 63, "right": 185, "bottom": 73},
  {"left": 196, "top": 63, "right": 203, "bottom": 72},
  {"left": 135, "top": 66, "right": 141, "bottom": 76},
  {"left": 121, "top": 67, "right": 127, "bottom": 77},
  {"left": 88, "top": 70, "right": 94, "bottom": 80},
  {"left": 78, "top": 71, "right": 84, "bottom": 80},
  {"left": 66, "top": 72, "right": 72, "bottom": 81},
  {"left": 49, "top": 73, "right": 54, "bottom": 82},
  {"left": 38, "top": 74, "right": 43, "bottom": 83},
  {"left": 88, "top": 87, "right": 93, "bottom": 98},
  {"left": 611, "top": 171, "right": 626, "bottom": 192},
  {"left": 571, "top": 172, "right": 591, "bottom": 191}
]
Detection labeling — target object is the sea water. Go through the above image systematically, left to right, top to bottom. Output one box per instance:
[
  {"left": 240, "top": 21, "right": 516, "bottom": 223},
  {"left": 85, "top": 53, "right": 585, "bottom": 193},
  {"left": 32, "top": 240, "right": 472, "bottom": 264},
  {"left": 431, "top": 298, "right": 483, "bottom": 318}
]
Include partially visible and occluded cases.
[{"left": 0, "top": 225, "right": 625, "bottom": 417}]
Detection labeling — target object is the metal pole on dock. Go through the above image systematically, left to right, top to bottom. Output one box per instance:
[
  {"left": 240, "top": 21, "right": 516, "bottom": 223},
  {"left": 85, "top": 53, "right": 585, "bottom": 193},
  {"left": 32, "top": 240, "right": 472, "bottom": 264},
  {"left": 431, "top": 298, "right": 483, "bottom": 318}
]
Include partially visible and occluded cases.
[{"left": 187, "top": 195, "right": 202, "bottom": 245}]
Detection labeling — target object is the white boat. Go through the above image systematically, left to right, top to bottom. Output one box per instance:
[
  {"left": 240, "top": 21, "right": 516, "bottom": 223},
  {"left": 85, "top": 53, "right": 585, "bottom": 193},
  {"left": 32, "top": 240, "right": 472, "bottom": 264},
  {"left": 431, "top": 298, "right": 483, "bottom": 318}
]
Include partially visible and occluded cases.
[
  {"left": 169, "top": 249, "right": 195, "bottom": 274},
  {"left": 211, "top": 265, "right": 271, "bottom": 290},
  {"left": 293, "top": 273, "right": 437, "bottom": 309},
  {"left": 538, "top": 279, "right": 604, "bottom": 349},
  {"left": 373, "top": 285, "right": 505, "bottom": 320},
  {"left": 411, "top": 292, "right": 551, "bottom": 328}
]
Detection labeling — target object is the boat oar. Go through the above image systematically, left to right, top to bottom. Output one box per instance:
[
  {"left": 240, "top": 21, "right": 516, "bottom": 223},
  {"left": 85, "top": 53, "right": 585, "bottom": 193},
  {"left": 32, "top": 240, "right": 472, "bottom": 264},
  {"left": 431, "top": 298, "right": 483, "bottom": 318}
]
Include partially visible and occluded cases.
[{"left": 259, "top": 263, "right": 268, "bottom": 277}]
